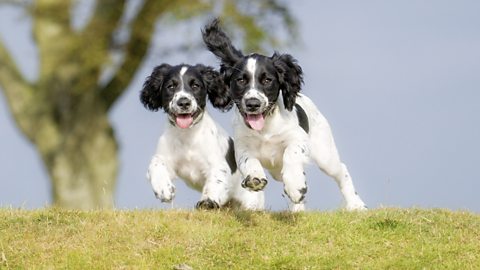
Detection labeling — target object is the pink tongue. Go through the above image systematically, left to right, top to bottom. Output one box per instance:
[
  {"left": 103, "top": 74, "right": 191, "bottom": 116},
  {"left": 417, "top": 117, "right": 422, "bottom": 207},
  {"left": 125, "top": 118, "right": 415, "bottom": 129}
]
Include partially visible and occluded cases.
[
  {"left": 246, "top": 114, "right": 265, "bottom": 131},
  {"left": 176, "top": 115, "right": 193, "bottom": 129}
]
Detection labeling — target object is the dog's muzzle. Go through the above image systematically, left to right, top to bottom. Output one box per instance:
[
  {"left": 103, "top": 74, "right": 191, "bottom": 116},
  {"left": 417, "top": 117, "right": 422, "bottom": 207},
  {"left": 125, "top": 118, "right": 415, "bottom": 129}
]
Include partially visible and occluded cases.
[
  {"left": 240, "top": 90, "right": 269, "bottom": 131},
  {"left": 169, "top": 96, "right": 199, "bottom": 129},
  {"left": 176, "top": 97, "right": 192, "bottom": 111},
  {"left": 241, "top": 97, "right": 267, "bottom": 131},
  {"left": 244, "top": 98, "right": 262, "bottom": 113}
]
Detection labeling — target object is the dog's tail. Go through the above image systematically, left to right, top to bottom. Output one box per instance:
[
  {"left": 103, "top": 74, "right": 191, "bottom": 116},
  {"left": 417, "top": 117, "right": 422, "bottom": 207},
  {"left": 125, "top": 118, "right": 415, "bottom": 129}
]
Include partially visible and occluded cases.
[{"left": 202, "top": 18, "right": 244, "bottom": 67}]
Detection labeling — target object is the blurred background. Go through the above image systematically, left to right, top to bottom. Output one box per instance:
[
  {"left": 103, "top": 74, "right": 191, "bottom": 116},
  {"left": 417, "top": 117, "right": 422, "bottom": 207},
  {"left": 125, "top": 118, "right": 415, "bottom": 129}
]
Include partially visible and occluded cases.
[{"left": 1, "top": 0, "right": 479, "bottom": 212}]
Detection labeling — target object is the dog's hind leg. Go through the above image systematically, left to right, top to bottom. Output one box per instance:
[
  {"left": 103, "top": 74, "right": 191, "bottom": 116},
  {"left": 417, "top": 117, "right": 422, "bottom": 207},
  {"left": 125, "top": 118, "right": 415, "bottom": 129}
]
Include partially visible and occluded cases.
[{"left": 310, "top": 126, "right": 367, "bottom": 211}]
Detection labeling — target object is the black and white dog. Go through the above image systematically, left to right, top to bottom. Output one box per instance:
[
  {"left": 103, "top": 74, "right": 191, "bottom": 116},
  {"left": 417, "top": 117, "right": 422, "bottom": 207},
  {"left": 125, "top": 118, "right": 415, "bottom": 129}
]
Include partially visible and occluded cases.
[
  {"left": 202, "top": 20, "right": 367, "bottom": 211},
  {"left": 140, "top": 63, "right": 264, "bottom": 210}
]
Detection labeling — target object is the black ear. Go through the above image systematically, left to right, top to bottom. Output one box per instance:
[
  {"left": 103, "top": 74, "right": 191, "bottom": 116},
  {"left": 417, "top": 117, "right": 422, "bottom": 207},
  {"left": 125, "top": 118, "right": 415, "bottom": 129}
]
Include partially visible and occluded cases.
[
  {"left": 202, "top": 18, "right": 244, "bottom": 68},
  {"left": 272, "top": 53, "right": 304, "bottom": 111},
  {"left": 140, "top": 64, "right": 171, "bottom": 111},
  {"left": 196, "top": 64, "right": 233, "bottom": 111}
]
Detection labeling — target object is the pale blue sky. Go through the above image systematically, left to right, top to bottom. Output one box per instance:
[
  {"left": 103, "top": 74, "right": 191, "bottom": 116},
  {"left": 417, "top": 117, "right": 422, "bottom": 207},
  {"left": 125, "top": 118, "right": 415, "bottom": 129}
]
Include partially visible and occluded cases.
[{"left": 1, "top": 1, "right": 479, "bottom": 212}]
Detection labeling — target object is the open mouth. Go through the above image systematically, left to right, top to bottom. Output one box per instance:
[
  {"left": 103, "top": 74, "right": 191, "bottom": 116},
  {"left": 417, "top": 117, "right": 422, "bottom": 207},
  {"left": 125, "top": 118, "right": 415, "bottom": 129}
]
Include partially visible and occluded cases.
[
  {"left": 175, "top": 113, "right": 194, "bottom": 129},
  {"left": 244, "top": 113, "right": 265, "bottom": 131}
]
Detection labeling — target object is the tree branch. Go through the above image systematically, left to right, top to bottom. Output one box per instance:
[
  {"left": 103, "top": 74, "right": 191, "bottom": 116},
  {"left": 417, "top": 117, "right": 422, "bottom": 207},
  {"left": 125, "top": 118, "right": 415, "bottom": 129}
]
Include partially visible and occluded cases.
[
  {"left": 0, "top": 0, "right": 29, "bottom": 7},
  {"left": 33, "top": 0, "right": 74, "bottom": 78},
  {"left": 56, "top": 0, "right": 127, "bottom": 95},
  {"left": 79, "top": 0, "right": 126, "bottom": 64},
  {"left": 81, "top": 0, "right": 126, "bottom": 37},
  {"left": 99, "top": 0, "right": 174, "bottom": 109},
  {"left": 1, "top": 10, "right": 61, "bottom": 150},
  {"left": 0, "top": 39, "right": 38, "bottom": 137}
]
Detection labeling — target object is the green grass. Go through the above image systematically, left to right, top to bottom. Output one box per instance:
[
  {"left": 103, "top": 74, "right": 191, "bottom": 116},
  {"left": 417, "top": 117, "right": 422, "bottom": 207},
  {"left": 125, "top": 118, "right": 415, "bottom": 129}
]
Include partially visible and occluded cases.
[{"left": 0, "top": 208, "right": 479, "bottom": 269}]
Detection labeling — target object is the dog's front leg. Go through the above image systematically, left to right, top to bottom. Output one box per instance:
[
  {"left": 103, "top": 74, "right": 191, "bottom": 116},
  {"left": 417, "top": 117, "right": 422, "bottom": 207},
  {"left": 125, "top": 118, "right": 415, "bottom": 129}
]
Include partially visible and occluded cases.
[
  {"left": 282, "top": 141, "right": 309, "bottom": 210},
  {"left": 235, "top": 143, "right": 268, "bottom": 192},
  {"left": 147, "top": 155, "right": 175, "bottom": 203},
  {"left": 196, "top": 166, "right": 231, "bottom": 210}
]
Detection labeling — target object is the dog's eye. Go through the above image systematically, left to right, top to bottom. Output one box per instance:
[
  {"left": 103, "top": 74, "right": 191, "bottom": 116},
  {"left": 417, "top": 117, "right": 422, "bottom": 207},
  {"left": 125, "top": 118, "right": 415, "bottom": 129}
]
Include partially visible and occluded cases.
[
  {"left": 236, "top": 78, "right": 246, "bottom": 85},
  {"left": 262, "top": 78, "right": 272, "bottom": 85},
  {"left": 191, "top": 83, "right": 200, "bottom": 90},
  {"left": 166, "top": 84, "right": 175, "bottom": 90}
]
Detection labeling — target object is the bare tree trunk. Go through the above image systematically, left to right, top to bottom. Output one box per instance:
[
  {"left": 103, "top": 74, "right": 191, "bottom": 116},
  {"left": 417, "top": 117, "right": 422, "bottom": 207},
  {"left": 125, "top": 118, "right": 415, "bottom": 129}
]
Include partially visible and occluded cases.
[
  {"left": 39, "top": 106, "right": 118, "bottom": 209},
  {"left": 46, "top": 128, "right": 117, "bottom": 209}
]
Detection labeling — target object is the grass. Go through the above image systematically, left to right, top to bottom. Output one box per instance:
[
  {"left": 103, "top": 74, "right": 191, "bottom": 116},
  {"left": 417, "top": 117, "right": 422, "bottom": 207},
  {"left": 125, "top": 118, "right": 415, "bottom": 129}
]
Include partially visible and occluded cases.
[{"left": 0, "top": 208, "right": 479, "bottom": 269}]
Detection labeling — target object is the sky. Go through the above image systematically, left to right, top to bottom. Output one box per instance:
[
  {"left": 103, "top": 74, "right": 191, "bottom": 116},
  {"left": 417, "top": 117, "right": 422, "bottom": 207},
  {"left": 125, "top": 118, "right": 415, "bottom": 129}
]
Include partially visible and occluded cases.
[{"left": 1, "top": 1, "right": 479, "bottom": 212}]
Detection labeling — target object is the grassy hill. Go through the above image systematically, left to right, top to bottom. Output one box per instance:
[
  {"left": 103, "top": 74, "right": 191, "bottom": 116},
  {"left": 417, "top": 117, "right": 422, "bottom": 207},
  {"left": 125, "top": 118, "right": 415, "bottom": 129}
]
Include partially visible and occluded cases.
[{"left": 0, "top": 208, "right": 479, "bottom": 269}]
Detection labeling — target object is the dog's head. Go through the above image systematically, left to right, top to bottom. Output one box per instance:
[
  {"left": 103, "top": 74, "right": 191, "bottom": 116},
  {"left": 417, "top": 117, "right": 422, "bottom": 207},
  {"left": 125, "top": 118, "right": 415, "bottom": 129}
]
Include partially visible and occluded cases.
[
  {"left": 202, "top": 19, "right": 303, "bottom": 131},
  {"left": 140, "top": 63, "right": 230, "bottom": 129}
]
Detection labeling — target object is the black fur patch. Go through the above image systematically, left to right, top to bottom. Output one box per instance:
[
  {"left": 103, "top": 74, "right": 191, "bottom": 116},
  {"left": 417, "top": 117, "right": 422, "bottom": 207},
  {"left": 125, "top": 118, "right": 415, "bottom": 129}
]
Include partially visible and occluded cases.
[
  {"left": 295, "top": 104, "right": 309, "bottom": 133},
  {"left": 226, "top": 137, "right": 237, "bottom": 173},
  {"left": 298, "top": 187, "right": 308, "bottom": 202}
]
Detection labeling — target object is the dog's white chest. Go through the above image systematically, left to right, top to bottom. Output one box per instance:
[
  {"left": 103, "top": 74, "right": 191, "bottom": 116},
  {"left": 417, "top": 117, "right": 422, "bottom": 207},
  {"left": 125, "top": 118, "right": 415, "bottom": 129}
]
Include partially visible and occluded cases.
[
  {"left": 248, "top": 134, "right": 285, "bottom": 170},
  {"left": 174, "top": 149, "right": 207, "bottom": 190}
]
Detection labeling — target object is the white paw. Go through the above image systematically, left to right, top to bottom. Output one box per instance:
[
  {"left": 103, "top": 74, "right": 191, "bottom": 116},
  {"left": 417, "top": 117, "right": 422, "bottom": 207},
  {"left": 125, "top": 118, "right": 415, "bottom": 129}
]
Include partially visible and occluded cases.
[
  {"left": 152, "top": 183, "right": 176, "bottom": 203},
  {"left": 283, "top": 185, "right": 307, "bottom": 204},
  {"left": 345, "top": 196, "right": 367, "bottom": 211},
  {"left": 290, "top": 203, "right": 305, "bottom": 212}
]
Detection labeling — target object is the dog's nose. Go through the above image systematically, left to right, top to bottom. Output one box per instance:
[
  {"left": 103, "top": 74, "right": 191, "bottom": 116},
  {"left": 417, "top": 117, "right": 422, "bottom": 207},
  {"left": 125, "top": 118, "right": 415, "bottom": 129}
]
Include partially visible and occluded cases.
[
  {"left": 177, "top": 97, "right": 191, "bottom": 109},
  {"left": 245, "top": 98, "right": 261, "bottom": 112}
]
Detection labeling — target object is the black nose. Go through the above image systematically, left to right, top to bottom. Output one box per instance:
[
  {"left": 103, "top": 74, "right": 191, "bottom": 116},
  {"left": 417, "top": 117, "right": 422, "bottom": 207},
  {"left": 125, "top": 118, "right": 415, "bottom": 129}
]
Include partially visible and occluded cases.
[
  {"left": 177, "top": 97, "right": 191, "bottom": 109},
  {"left": 245, "top": 98, "right": 261, "bottom": 112}
]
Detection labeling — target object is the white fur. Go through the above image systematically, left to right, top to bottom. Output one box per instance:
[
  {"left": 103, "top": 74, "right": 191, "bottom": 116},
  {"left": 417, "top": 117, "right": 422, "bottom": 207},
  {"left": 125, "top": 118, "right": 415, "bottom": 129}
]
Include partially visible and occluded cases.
[
  {"left": 246, "top": 58, "right": 256, "bottom": 89},
  {"left": 179, "top": 66, "right": 188, "bottom": 76},
  {"left": 234, "top": 93, "right": 367, "bottom": 211},
  {"left": 147, "top": 110, "right": 264, "bottom": 210}
]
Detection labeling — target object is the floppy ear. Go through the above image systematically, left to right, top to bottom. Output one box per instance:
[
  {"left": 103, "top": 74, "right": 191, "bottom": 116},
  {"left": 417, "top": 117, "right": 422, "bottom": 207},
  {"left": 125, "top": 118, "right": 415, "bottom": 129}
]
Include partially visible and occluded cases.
[
  {"left": 202, "top": 18, "right": 244, "bottom": 68},
  {"left": 272, "top": 52, "right": 304, "bottom": 111},
  {"left": 140, "top": 64, "right": 171, "bottom": 111},
  {"left": 196, "top": 64, "right": 233, "bottom": 111}
]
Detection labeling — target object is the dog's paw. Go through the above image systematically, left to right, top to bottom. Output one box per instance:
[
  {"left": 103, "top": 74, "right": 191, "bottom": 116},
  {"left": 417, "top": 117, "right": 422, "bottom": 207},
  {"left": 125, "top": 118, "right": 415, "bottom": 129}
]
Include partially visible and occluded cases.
[
  {"left": 241, "top": 176, "right": 268, "bottom": 191},
  {"left": 153, "top": 184, "right": 176, "bottom": 203},
  {"left": 283, "top": 186, "right": 307, "bottom": 204},
  {"left": 344, "top": 195, "right": 368, "bottom": 211},
  {"left": 195, "top": 198, "right": 220, "bottom": 210},
  {"left": 290, "top": 203, "right": 305, "bottom": 212}
]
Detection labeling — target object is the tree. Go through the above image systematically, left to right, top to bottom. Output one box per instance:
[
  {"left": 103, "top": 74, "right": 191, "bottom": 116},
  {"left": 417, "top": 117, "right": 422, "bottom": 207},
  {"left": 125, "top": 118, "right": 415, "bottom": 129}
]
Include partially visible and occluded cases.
[{"left": 0, "top": 0, "right": 296, "bottom": 209}]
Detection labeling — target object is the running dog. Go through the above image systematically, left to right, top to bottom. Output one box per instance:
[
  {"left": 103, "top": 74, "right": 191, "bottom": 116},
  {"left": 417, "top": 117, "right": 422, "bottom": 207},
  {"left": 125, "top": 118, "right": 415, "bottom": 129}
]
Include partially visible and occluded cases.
[{"left": 201, "top": 20, "right": 367, "bottom": 211}]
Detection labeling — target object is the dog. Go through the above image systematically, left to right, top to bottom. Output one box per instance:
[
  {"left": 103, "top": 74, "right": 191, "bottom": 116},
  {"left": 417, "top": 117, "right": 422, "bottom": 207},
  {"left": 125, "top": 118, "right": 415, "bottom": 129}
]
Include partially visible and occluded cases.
[
  {"left": 201, "top": 19, "right": 367, "bottom": 211},
  {"left": 140, "top": 63, "right": 264, "bottom": 210}
]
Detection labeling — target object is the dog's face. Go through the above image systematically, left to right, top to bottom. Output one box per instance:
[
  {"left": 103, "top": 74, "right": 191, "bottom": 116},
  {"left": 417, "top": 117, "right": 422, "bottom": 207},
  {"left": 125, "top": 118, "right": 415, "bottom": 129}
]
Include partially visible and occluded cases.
[
  {"left": 202, "top": 19, "right": 303, "bottom": 131},
  {"left": 222, "top": 53, "right": 303, "bottom": 131},
  {"left": 228, "top": 55, "right": 281, "bottom": 130},
  {"left": 140, "top": 64, "right": 230, "bottom": 129}
]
